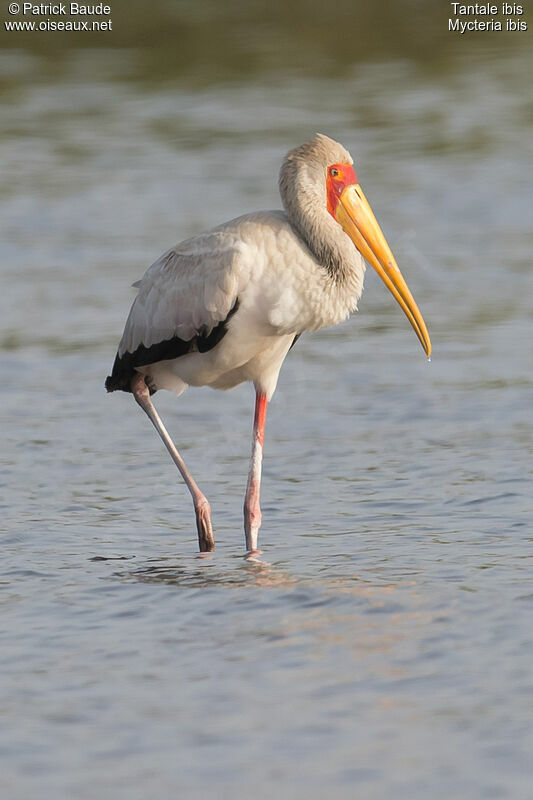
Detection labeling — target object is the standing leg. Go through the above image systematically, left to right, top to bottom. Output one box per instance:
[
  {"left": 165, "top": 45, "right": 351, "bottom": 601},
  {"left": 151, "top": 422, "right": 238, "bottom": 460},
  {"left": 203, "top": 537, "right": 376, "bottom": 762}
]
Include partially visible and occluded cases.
[
  {"left": 131, "top": 373, "right": 214, "bottom": 552},
  {"left": 244, "top": 390, "right": 268, "bottom": 553}
]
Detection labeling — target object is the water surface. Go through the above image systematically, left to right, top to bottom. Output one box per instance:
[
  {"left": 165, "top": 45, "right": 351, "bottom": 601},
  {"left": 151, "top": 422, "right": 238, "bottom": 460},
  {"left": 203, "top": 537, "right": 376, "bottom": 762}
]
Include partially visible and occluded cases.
[{"left": 1, "top": 10, "right": 532, "bottom": 799}]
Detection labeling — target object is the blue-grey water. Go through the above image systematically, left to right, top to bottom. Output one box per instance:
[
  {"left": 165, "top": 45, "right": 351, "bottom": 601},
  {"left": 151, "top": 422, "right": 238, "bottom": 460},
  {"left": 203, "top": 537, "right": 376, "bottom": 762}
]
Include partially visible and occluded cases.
[{"left": 1, "top": 11, "right": 533, "bottom": 799}]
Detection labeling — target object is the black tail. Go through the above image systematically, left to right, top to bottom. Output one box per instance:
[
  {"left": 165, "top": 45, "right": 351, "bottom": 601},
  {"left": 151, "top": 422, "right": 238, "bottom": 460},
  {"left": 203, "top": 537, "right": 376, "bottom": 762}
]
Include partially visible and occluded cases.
[{"left": 105, "top": 300, "right": 240, "bottom": 394}]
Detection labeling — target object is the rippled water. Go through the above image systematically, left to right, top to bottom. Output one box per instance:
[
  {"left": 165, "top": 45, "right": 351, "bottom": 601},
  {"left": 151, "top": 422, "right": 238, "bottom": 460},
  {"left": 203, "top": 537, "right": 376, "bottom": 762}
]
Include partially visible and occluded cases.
[{"left": 1, "top": 21, "right": 533, "bottom": 800}]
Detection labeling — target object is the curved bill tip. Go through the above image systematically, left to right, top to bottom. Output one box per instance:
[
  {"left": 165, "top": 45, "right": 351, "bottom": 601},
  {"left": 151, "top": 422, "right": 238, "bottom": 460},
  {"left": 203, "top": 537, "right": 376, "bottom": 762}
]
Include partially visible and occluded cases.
[{"left": 335, "top": 183, "right": 432, "bottom": 358}]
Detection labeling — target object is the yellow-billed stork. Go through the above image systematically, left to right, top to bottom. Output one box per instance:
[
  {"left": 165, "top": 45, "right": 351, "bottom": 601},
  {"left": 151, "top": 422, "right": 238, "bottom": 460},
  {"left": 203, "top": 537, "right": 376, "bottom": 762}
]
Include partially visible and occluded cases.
[{"left": 106, "top": 134, "right": 431, "bottom": 554}]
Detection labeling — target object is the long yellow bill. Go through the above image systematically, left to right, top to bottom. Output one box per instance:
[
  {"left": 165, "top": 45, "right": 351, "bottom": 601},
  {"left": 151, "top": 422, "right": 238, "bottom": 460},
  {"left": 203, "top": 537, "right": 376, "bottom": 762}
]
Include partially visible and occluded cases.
[{"left": 335, "top": 184, "right": 431, "bottom": 357}]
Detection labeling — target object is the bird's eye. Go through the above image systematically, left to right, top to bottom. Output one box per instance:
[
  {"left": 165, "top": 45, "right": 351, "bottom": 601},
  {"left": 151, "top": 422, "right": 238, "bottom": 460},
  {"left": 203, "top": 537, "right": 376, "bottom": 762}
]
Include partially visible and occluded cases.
[{"left": 330, "top": 168, "right": 339, "bottom": 177}]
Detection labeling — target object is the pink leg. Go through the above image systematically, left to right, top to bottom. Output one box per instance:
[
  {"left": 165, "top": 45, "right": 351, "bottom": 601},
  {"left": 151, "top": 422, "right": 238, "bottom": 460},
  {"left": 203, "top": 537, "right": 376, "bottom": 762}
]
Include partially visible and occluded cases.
[
  {"left": 131, "top": 373, "right": 214, "bottom": 552},
  {"left": 244, "top": 390, "right": 268, "bottom": 553}
]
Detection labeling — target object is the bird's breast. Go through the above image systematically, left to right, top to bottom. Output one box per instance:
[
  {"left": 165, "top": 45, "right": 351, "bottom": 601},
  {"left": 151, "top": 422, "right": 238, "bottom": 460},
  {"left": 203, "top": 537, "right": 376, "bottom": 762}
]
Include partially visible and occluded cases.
[{"left": 233, "top": 212, "right": 363, "bottom": 336}]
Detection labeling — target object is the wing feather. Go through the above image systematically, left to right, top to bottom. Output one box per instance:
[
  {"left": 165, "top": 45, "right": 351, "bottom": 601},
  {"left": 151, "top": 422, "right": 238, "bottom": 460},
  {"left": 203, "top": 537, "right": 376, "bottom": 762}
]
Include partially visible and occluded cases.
[{"left": 118, "top": 230, "right": 251, "bottom": 358}]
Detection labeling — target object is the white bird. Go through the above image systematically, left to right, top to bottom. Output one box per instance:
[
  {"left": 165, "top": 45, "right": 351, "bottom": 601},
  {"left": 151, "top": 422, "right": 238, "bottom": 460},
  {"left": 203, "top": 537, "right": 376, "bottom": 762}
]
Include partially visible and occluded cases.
[{"left": 106, "top": 134, "right": 431, "bottom": 554}]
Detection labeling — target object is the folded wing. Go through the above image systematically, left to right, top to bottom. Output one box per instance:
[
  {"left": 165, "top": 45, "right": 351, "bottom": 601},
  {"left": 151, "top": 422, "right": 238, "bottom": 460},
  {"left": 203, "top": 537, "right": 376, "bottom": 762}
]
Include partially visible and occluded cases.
[{"left": 106, "top": 229, "right": 251, "bottom": 392}]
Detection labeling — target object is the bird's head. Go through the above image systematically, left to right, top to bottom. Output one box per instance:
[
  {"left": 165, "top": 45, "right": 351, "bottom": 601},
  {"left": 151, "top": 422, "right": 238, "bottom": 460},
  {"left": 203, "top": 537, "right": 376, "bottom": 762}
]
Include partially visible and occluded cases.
[{"left": 280, "top": 134, "right": 431, "bottom": 357}]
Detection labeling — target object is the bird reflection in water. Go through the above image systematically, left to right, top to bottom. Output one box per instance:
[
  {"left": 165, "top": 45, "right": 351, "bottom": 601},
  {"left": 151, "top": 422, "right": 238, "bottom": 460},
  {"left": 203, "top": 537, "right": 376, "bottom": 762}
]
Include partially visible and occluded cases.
[{"left": 114, "top": 552, "right": 298, "bottom": 590}]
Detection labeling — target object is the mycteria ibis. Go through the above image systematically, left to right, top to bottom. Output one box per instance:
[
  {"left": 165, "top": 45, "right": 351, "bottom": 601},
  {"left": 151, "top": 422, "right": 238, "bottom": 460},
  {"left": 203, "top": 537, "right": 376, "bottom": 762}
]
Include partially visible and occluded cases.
[{"left": 106, "top": 134, "right": 431, "bottom": 554}]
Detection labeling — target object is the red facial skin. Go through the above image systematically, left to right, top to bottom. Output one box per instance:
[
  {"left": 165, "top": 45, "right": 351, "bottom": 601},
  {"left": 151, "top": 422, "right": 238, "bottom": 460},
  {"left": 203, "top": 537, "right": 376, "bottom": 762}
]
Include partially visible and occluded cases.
[{"left": 326, "top": 163, "right": 358, "bottom": 218}]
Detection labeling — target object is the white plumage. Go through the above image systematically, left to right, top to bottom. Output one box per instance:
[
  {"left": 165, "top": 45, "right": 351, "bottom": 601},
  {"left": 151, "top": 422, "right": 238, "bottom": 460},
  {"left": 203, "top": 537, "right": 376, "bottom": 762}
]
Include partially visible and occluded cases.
[
  {"left": 106, "top": 134, "right": 431, "bottom": 554},
  {"left": 116, "top": 210, "right": 364, "bottom": 400}
]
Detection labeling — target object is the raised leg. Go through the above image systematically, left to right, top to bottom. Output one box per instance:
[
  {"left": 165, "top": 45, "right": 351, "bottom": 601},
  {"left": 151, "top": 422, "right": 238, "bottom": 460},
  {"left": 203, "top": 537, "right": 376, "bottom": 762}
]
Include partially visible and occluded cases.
[
  {"left": 131, "top": 372, "right": 214, "bottom": 552},
  {"left": 244, "top": 390, "right": 268, "bottom": 553}
]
